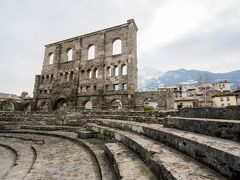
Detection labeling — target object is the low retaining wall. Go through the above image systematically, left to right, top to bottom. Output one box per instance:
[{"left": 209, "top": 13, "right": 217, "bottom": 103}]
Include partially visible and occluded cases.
[
  {"left": 180, "top": 106, "right": 240, "bottom": 120},
  {"left": 0, "top": 110, "right": 179, "bottom": 128},
  {"left": 0, "top": 111, "right": 65, "bottom": 127}
]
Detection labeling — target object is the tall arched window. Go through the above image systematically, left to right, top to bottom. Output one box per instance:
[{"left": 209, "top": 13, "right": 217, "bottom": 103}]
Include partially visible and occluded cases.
[
  {"left": 113, "top": 39, "right": 122, "bottom": 55},
  {"left": 88, "top": 45, "right": 95, "bottom": 60},
  {"left": 67, "top": 48, "right": 73, "bottom": 61},
  {"left": 49, "top": 53, "right": 54, "bottom": 64},
  {"left": 122, "top": 65, "right": 127, "bottom": 75},
  {"left": 114, "top": 66, "right": 119, "bottom": 76},
  {"left": 106, "top": 67, "right": 111, "bottom": 77},
  {"left": 94, "top": 68, "right": 98, "bottom": 78},
  {"left": 88, "top": 69, "right": 92, "bottom": 79},
  {"left": 81, "top": 70, "right": 85, "bottom": 80},
  {"left": 69, "top": 71, "right": 74, "bottom": 81},
  {"left": 65, "top": 72, "right": 69, "bottom": 81},
  {"left": 59, "top": 73, "right": 63, "bottom": 82},
  {"left": 50, "top": 74, "right": 53, "bottom": 82},
  {"left": 46, "top": 75, "right": 49, "bottom": 82},
  {"left": 41, "top": 76, "right": 45, "bottom": 83}
]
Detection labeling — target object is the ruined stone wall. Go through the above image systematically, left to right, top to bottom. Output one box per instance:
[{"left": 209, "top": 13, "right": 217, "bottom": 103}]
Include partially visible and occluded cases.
[
  {"left": 32, "top": 19, "right": 173, "bottom": 112},
  {"left": 33, "top": 20, "right": 138, "bottom": 111},
  {"left": 134, "top": 91, "right": 174, "bottom": 111},
  {"left": 180, "top": 106, "right": 240, "bottom": 120}
]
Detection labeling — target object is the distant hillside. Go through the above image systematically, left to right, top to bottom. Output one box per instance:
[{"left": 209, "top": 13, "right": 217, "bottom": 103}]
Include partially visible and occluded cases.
[{"left": 138, "top": 68, "right": 240, "bottom": 90}]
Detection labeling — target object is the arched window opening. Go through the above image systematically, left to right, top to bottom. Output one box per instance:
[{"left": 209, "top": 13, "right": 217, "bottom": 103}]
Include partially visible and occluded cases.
[
  {"left": 112, "top": 39, "right": 122, "bottom": 55},
  {"left": 88, "top": 45, "right": 95, "bottom": 60},
  {"left": 67, "top": 48, "right": 73, "bottom": 61},
  {"left": 49, "top": 53, "right": 54, "bottom": 64},
  {"left": 122, "top": 65, "right": 127, "bottom": 75},
  {"left": 114, "top": 66, "right": 119, "bottom": 76},
  {"left": 106, "top": 67, "right": 111, "bottom": 77},
  {"left": 94, "top": 68, "right": 98, "bottom": 78},
  {"left": 87, "top": 69, "right": 92, "bottom": 79},
  {"left": 81, "top": 70, "right": 85, "bottom": 80},
  {"left": 69, "top": 71, "right": 74, "bottom": 81},
  {"left": 65, "top": 72, "right": 69, "bottom": 81},
  {"left": 59, "top": 73, "right": 63, "bottom": 82},
  {"left": 50, "top": 74, "right": 53, "bottom": 82},
  {"left": 46, "top": 75, "right": 49, "bottom": 82},
  {"left": 41, "top": 76, "right": 45, "bottom": 83},
  {"left": 123, "top": 83, "right": 127, "bottom": 90},
  {"left": 114, "top": 84, "right": 119, "bottom": 91},
  {"left": 94, "top": 85, "right": 97, "bottom": 91},
  {"left": 105, "top": 85, "right": 109, "bottom": 91},
  {"left": 78, "top": 87, "right": 83, "bottom": 93},
  {"left": 53, "top": 98, "right": 68, "bottom": 111},
  {"left": 111, "top": 99, "right": 122, "bottom": 110},
  {"left": 143, "top": 99, "right": 158, "bottom": 111},
  {"left": 84, "top": 101, "right": 93, "bottom": 109}
]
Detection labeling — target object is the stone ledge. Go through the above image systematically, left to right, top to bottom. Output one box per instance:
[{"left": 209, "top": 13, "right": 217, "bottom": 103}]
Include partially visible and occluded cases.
[
  {"left": 163, "top": 117, "right": 240, "bottom": 142},
  {"left": 104, "top": 143, "right": 156, "bottom": 180}
]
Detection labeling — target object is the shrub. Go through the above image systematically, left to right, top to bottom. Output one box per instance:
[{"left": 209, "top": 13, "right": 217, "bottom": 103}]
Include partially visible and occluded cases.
[{"left": 144, "top": 105, "right": 155, "bottom": 111}]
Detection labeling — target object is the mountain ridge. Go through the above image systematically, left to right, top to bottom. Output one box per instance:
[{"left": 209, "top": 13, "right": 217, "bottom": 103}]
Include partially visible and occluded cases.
[{"left": 138, "top": 68, "right": 240, "bottom": 90}]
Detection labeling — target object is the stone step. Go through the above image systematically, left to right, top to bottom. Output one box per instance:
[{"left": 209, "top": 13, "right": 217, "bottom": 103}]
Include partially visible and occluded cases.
[
  {"left": 66, "top": 114, "right": 163, "bottom": 126},
  {"left": 90, "top": 114, "right": 163, "bottom": 123},
  {"left": 163, "top": 116, "right": 240, "bottom": 142},
  {"left": 87, "top": 118, "right": 240, "bottom": 179},
  {"left": 86, "top": 123, "right": 225, "bottom": 180},
  {"left": 20, "top": 125, "right": 80, "bottom": 132},
  {"left": 77, "top": 130, "right": 96, "bottom": 139},
  {"left": 79, "top": 138, "right": 117, "bottom": 180},
  {"left": 0, "top": 140, "right": 36, "bottom": 179},
  {"left": 104, "top": 143, "right": 157, "bottom": 180}
]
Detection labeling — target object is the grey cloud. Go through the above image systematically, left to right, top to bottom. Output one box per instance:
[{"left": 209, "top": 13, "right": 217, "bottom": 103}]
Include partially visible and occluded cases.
[
  {"left": 0, "top": 0, "right": 239, "bottom": 94},
  {"left": 139, "top": 4, "right": 240, "bottom": 73}
]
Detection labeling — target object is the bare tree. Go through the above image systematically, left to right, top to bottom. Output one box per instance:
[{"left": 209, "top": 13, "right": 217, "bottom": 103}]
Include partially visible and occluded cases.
[{"left": 198, "top": 73, "right": 211, "bottom": 85}]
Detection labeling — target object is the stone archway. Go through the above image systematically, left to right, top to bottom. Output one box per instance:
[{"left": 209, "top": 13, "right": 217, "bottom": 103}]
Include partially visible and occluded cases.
[
  {"left": 53, "top": 98, "right": 68, "bottom": 112},
  {"left": 143, "top": 98, "right": 158, "bottom": 111},
  {"left": 111, "top": 99, "right": 122, "bottom": 110},
  {"left": 2, "top": 101, "right": 15, "bottom": 111},
  {"left": 84, "top": 101, "right": 93, "bottom": 110},
  {"left": 24, "top": 103, "right": 31, "bottom": 112}
]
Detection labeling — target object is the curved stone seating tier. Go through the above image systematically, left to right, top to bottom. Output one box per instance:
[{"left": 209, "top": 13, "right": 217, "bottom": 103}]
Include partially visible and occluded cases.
[
  {"left": 0, "top": 111, "right": 239, "bottom": 179},
  {"left": 164, "top": 116, "right": 240, "bottom": 142},
  {"left": 86, "top": 118, "right": 240, "bottom": 179},
  {"left": 86, "top": 123, "right": 226, "bottom": 179},
  {"left": 20, "top": 125, "right": 81, "bottom": 132},
  {"left": 0, "top": 131, "right": 103, "bottom": 180},
  {"left": 0, "top": 137, "right": 37, "bottom": 179},
  {"left": 78, "top": 138, "right": 117, "bottom": 180},
  {"left": 104, "top": 143, "right": 157, "bottom": 180},
  {"left": 0, "top": 145, "right": 17, "bottom": 179}
]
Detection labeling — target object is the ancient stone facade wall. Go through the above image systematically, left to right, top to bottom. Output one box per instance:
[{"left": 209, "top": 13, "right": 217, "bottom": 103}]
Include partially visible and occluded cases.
[{"left": 33, "top": 20, "right": 138, "bottom": 111}]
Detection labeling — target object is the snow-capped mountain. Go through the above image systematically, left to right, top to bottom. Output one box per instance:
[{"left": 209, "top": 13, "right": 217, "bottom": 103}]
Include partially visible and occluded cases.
[
  {"left": 138, "top": 67, "right": 163, "bottom": 91},
  {"left": 138, "top": 68, "right": 240, "bottom": 91}
]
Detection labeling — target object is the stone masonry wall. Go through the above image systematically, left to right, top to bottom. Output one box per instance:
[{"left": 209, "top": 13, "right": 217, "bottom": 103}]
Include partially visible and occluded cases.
[
  {"left": 33, "top": 19, "right": 138, "bottom": 112},
  {"left": 180, "top": 106, "right": 240, "bottom": 120}
]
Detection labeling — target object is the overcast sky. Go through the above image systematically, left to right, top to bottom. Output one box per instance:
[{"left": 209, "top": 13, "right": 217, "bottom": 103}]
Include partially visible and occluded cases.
[{"left": 0, "top": 0, "right": 240, "bottom": 95}]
